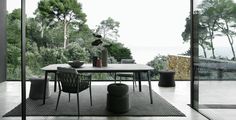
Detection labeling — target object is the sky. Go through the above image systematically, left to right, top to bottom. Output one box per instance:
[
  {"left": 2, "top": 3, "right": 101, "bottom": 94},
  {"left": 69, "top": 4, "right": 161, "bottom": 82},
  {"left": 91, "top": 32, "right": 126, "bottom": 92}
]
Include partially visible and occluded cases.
[{"left": 10, "top": 0, "right": 236, "bottom": 63}]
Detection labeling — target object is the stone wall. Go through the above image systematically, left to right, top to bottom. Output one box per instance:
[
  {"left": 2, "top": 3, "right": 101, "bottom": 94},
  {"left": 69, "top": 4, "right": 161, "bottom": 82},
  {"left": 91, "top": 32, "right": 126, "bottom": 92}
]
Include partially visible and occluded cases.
[{"left": 167, "top": 55, "right": 190, "bottom": 80}]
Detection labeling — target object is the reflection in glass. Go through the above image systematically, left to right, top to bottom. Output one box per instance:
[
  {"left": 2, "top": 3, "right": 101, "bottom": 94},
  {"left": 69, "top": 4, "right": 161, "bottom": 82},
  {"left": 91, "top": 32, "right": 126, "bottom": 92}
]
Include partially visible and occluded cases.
[
  {"left": 193, "top": 0, "right": 236, "bottom": 119},
  {"left": 7, "top": 1, "right": 21, "bottom": 80}
]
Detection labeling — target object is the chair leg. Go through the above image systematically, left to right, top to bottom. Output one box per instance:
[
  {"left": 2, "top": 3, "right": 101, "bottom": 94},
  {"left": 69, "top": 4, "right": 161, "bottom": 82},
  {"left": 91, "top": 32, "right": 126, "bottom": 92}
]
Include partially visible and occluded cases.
[
  {"left": 54, "top": 72, "right": 57, "bottom": 92},
  {"left": 114, "top": 73, "right": 117, "bottom": 83},
  {"left": 55, "top": 91, "right": 61, "bottom": 110},
  {"left": 69, "top": 93, "right": 71, "bottom": 102},
  {"left": 76, "top": 93, "right": 80, "bottom": 116}
]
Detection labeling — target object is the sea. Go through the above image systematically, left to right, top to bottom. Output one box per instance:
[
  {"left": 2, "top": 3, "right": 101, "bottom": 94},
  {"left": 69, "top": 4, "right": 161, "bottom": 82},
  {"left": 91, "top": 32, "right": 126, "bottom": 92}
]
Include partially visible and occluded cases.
[{"left": 131, "top": 46, "right": 235, "bottom": 64}]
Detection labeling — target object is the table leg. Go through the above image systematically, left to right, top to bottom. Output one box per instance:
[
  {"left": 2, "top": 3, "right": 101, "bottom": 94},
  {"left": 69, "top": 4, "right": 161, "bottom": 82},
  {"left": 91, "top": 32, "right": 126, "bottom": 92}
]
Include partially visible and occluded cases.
[
  {"left": 43, "top": 71, "right": 48, "bottom": 105},
  {"left": 147, "top": 71, "right": 153, "bottom": 104},
  {"left": 54, "top": 72, "right": 57, "bottom": 92},
  {"left": 138, "top": 72, "right": 142, "bottom": 92}
]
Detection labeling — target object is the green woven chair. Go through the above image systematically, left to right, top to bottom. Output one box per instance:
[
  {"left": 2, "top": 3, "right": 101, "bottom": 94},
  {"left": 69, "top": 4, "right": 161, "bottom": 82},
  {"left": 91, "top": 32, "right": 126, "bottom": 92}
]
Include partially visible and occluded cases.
[{"left": 55, "top": 67, "right": 92, "bottom": 115}]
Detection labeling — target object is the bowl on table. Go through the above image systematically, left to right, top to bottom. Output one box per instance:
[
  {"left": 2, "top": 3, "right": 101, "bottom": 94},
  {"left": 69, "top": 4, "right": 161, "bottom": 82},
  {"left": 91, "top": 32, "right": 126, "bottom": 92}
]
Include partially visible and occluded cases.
[{"left": 68, "top": 60, "right": 84, "bottom": 68}]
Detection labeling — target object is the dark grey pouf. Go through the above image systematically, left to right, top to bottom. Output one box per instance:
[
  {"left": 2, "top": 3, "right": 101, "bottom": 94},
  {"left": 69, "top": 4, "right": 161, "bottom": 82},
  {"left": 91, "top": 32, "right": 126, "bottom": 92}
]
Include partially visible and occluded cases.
[
  {"left": 158, "top": 70, "right": 176, "bottom": 87},
  {"left": 29, "top": 78, "right": 50, "bottom": 100},
  {"left": 106, "top": 83, "right": 130, "bottom": 113}
]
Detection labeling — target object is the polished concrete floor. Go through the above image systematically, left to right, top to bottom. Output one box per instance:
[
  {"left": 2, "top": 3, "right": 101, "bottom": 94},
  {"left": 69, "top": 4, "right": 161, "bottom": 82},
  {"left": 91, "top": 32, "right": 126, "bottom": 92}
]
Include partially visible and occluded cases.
[
  {"left": 0, "top": 81, "right": 210, "bottom": 120},
  {"left": 198, "top": 81, "right": 236, "bottom": 120}
]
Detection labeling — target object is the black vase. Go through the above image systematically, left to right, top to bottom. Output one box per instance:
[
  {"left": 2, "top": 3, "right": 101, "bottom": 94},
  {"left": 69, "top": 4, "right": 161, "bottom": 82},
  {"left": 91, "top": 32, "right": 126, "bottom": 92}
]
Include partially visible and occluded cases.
[{"left": 93, "top": 56, "right": 98, "bottom": 67}]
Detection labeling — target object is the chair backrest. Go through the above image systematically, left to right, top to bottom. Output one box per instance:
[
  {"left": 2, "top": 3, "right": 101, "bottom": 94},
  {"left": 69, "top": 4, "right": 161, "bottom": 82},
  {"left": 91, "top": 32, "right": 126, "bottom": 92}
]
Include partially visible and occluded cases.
[
  {"left": 121, "top": 59, "right": 135, "bottom": 64},
  {"left": 57, "top": 67, "right": 88, "bottom": 93}
]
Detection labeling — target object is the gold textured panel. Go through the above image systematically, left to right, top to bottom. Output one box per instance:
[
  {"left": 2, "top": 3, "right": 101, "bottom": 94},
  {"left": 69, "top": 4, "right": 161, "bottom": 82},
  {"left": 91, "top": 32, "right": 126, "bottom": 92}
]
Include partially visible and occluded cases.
[{"left": 167, "top": 55, "right": 190, "bottom": 80}]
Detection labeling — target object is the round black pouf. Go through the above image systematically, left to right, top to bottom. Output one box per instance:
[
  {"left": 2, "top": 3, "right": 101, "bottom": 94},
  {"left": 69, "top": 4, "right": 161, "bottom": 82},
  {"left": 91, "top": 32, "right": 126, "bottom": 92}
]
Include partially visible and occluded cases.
[
  {"left": 158, "top": 70, "right": 175, "bottom": 87},
  {"left": 29, "top": 78, "right": 50, "bottom": 100},
  {"left": 106, "top": 83, "right": 130, "bottom": 113},
  {"left": 107, "top": 83, "right": 129, "bottom": 96}
]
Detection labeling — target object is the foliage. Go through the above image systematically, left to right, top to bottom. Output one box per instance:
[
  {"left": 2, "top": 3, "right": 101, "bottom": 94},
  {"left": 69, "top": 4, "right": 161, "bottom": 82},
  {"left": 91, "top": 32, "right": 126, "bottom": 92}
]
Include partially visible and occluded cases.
[
  {"left": 36, "top": 0, "right": 87, "bottom": 48},
  {"left": 183, "top": 0, "right": 236, "bottom": 60},
  {"left": 212, "top": 0, "right": 236, "bottom": 60},
  {"left": 7, "top": 4, "right": 133, "bottom": 80},
  {"left": 6, "top": 9, "right": 21, "bottom": 80},
  {"left": 182, "top": 15, "right": 211, "bottom": 58},
  {"left": 92, "top": 17, "right": 131, "bottom": 62},
  {"left": 95, "top": 17, "right": 120, "bottom": 40},
  {"left": 27, "top": 18, "right": 46, "bottom": 51},
  {"left": 70, "top": 24, "right": 94, "bottom": 47},
  {"left": 26, "top": 42, "right": 43, "bottom": 77},
  {"left": 64, "top": 42, "right": 89, "bottom": 62},
  {"left": 107, "top": 42, "right": 132, "bottom": 62},
  {"left": 7, "top": 45, "right": 21, "bottom": 80},
  {"left": 40, "top": 47, "right": 68, "bottom": 66},
  {"left": 180, "top": 49, "right": 191, "bottom": 56},
  {"left": 147, "top": 55, "right": 168, "bottom": 79},
  {"left": 108, "top": 56, "right": 118, "bottom": 63}
]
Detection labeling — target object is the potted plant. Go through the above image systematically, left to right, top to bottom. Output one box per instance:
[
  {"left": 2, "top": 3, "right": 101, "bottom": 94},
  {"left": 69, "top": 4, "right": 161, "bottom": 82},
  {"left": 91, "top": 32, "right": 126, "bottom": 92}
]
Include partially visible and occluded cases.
[{"left": 91, "top": 33, "right": 111, "bottom": 67}]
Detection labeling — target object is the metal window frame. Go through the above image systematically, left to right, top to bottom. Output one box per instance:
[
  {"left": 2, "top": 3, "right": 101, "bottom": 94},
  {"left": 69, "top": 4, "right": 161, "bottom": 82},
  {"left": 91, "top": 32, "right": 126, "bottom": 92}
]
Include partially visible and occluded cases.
[
  {"left": 0, "top": 0, "right": 6, "bottom": 83},
  {"left": 0, "top": 0, "right": 26, "bottom": 119},
  {"left": 21, "top": 0, "right": 26, "bottom": 119},
  {"left": 190, "top": 0, "right": 199, "bottom": 110}
]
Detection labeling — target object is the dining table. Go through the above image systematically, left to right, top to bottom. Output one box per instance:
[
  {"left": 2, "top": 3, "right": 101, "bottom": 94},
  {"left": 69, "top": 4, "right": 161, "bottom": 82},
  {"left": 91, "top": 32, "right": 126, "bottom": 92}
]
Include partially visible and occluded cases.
[{"left": 41, "top": 63, "right": 154, "bottom": 104}]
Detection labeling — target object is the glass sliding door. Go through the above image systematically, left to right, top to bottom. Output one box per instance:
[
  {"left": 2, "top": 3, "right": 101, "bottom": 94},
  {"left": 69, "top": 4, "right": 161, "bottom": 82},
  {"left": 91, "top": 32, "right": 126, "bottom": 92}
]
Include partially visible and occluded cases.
[
  {"left": 3, "top": 0, "right": 26, "bottom": 119},
  {"left": 192, "top": 0, "right": 236, "bottom": 119}
]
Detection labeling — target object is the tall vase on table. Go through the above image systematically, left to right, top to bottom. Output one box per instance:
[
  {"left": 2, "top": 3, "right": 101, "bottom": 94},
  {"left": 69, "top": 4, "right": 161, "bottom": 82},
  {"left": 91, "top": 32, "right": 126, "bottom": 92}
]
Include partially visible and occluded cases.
[{"left": 101, "top": 48, "right": 108, "bottom": 67}]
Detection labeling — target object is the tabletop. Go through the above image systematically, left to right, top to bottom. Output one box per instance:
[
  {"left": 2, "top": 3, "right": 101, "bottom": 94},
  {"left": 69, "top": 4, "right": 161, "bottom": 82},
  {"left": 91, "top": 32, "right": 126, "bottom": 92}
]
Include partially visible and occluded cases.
[{"left": 41, "top": 64, "right": 154, "bottom": 72}]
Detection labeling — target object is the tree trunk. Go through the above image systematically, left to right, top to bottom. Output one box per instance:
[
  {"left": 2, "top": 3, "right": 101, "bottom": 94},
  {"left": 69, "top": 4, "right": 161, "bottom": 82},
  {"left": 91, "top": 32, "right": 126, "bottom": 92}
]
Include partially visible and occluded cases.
[
  {"left": 63, "top": 19, "right": 67, "bottom": 49},
  {"left": 224, "top": 21, "right": 236, "bottom": 60},
  {"left": 208, "top": 22, "right": 216, "bottom": 59},
  {"left": 40, "top": 26, "right": 44, "bottom": 38},
  {"left": 209, "top": 29, "right": 216, "bottom": 59},
  {"left": 225, "top": 34, "right": 236, "bottom": 60},
  {"left": 229, "top": 36, "right": 236, "bottom": 60},
  {"left": 209, "top": 37, "right": 216, "bottom": 59},
  {"left": 229, "top": 40, "right": 236, "bottom": 60},
  {"left": 200, "top": 44, "right": 207, "bottom": 58}
]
